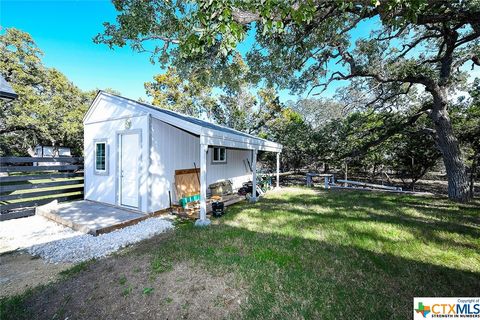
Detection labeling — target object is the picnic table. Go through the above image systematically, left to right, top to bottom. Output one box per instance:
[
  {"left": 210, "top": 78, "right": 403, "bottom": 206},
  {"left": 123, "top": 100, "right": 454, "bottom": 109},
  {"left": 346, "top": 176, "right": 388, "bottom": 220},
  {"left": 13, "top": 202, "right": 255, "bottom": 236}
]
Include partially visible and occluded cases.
[{"left": 306, "top": 173, "right": 335, "bottom": 188}]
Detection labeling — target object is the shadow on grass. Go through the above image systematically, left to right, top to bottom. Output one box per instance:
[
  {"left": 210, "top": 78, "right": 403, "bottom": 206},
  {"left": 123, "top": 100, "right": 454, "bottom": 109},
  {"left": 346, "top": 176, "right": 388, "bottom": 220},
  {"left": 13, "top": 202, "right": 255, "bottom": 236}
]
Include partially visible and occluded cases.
[
  {"left": 2, "top": 189, "right": 479, "bottom": 320},
  {"left": 255, "top": 190, "right": 480, "bottom": 239},
  {"left": 153, "top": 219, "right": 480, "bottom": 320}
]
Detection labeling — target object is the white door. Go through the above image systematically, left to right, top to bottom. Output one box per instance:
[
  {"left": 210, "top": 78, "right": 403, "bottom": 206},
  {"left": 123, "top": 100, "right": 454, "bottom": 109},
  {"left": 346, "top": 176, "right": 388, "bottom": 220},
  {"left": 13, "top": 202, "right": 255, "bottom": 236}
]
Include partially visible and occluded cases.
[{"left": 120, "top": 132, "right": 140, "bottom": 208}]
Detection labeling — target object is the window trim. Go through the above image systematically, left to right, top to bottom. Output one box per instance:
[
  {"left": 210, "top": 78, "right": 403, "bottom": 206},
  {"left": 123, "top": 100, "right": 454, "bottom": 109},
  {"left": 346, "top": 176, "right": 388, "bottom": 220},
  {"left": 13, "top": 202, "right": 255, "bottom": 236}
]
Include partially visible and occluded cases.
[
  {"left": 94, "top": 139, "right": 109, "bottom": 175},
  {"left": 212, "top": 147, "right": 227, "bottom": 164}
]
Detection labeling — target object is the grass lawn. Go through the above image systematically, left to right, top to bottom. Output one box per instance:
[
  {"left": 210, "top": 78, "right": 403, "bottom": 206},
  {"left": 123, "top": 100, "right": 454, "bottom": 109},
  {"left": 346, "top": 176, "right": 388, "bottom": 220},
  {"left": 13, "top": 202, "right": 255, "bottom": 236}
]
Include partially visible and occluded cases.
[{"left": 1, "top": 187, "right": 479, "bottom": 319}]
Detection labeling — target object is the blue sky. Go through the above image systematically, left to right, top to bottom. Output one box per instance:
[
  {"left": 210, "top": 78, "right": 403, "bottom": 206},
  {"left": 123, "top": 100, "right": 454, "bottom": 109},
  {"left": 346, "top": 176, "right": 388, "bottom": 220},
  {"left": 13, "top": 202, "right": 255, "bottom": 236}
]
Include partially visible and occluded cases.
[
  {"left": 1, "top": 0, "right": 353, "bottom": 103},
  {"left": 1, "top": 0, "right": 306, "bottom": 102},
  {"left": 2, "top": 0, "right": 163, "bottom": 101},
  {"left": 2, "top": 1, "right": 478, "bottom": 104}
]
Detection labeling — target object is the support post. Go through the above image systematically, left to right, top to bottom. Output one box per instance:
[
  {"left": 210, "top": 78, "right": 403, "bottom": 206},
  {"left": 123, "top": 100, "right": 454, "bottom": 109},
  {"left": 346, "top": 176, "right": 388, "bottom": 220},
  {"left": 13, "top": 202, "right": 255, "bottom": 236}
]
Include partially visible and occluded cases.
[
  {"left": 195, "top": 142, "right": 211, "bottom": 227},
  {"left": 251, "top": 149, "right": 258, "bottom": 202},
  {"left": 276, "top": 152, "right": 280, "bottom": 189},
  {"left": 344, "top": 162, "right": 348, "bottom": 187}
]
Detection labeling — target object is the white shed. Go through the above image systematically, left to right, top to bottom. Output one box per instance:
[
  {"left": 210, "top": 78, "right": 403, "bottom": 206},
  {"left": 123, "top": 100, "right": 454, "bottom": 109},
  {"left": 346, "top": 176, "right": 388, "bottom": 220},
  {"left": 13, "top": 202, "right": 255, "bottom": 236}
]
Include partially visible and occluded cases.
[{"left": 83, "top": 91, "right": 282, "bottom": 225}]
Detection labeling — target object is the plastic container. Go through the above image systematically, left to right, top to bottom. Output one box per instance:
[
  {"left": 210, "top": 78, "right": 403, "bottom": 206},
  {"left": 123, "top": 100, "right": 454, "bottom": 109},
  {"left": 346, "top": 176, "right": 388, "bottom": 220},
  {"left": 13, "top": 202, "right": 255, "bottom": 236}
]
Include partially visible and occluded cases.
[
  {"left": 209, "top": 180, "right": 233, "bottom": 196},
  {"left": 179, "top": 194, "right": 200, "bottom": 208},
  {"left": 212, "top": 201, "right": 224, "bottom": 217}
]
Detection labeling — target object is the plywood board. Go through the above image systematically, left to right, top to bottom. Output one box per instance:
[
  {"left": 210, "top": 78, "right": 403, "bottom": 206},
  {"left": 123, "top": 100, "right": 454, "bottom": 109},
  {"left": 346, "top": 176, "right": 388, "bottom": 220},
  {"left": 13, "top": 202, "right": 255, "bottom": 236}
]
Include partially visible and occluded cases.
[{"left": 174, "top": 168, "right": 200, "bottom": 199}]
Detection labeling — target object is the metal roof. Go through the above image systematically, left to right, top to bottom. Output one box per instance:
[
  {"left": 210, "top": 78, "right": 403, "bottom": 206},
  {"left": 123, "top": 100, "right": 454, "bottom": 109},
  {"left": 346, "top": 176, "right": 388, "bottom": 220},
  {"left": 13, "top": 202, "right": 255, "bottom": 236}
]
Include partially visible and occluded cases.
[
  {"left": 0, "top": 75, "right": 18, "bottom": 101},
  {"left": 86, "top": 91, "right": 282, "bottom": 152},
  {"left": 102, "top": 91, "right": 272, "bottom": 143}
]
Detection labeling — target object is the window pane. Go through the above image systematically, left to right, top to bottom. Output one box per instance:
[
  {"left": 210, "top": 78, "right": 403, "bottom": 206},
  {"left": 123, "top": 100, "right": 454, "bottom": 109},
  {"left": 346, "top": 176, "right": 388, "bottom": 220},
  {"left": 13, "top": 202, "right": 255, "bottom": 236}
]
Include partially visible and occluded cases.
[
  {"left": 96, "top": 143, "right": 106, "bottom": 171},
  {"left": 213, "top": 147, "right": 219, "bottom": 161},
  {"left": 220, "top": 148, "right": 226, "bottom": 161}
]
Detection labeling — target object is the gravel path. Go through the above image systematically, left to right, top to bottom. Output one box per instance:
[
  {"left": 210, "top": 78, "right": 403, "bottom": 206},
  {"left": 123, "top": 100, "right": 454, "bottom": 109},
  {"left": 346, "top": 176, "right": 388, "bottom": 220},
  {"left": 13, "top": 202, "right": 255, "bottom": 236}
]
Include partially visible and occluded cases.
[
  {"left": 0, "top": 215, "right": 82, "bottom": 254},
  {"left": 28, "top": 217, "right": 173, "bottom": 263}
]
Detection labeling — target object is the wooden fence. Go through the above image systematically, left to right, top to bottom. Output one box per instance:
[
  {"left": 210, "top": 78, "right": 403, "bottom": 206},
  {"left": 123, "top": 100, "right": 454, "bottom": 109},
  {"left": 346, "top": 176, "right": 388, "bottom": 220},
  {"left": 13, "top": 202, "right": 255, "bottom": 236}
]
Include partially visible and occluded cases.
[{"left": 0, "top": 157, "right": 84, "bottom": 220}]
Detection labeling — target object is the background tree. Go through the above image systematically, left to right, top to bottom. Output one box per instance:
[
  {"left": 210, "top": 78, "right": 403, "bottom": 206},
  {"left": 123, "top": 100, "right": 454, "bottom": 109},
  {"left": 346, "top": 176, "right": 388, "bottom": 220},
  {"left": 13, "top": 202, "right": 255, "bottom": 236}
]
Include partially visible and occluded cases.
[
  {"left": 97, "top": 0, "right": 480, "bottom": 202},
  {"left": 0, "top": 28, "right": 93, "bottom": 156},
  {"left": 145, "top": 55, "right": 284, "bottom": 135},
  {"left": 145, "top": 67, "right": 217, "bottom": 118},
  {"left": 452, "top": 79, "right": 480, "bottom": 197},
  {"left": 214, "top": 85, "right": 257, "bottom": 132},
  {"left": 215, "top": 87, "right": 283, "bottom": 135},
  {"left": 292, "top": 98, "right": 344, "bottom": 129},
  {"left": 262, "top": 108, "right": 312, "bottom": 172},
  {"left": 310, "top": 109, "right": 442, "bottom": 190},
  {"left": 389, "top": 123, "right": 442, "bottom": 190}
]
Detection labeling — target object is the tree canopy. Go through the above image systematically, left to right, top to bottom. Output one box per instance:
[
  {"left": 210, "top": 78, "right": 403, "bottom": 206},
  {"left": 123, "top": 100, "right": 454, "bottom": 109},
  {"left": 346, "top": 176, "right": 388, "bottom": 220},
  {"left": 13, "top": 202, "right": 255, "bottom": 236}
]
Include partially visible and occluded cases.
[
  {"left": 97, "top": 0, "right": 480, "bottom": 202},
  {"left": 0, "top": 28, "right": 96, "bottom": 156},
  {"left": 145, "top": 54, "right": 285, "bottom": 135}
]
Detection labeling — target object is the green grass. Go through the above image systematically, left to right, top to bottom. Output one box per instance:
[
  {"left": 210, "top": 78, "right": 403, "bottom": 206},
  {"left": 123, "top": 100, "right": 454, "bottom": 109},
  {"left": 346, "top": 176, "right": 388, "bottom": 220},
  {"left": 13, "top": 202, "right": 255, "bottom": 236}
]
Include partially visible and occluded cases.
[
  {"left": 1, "top": 187, "right": 479, "bottom": 319},
  {"left": 150, "top": 187, "right": 480, "bottom": 319},
  {"left": 59, "top": 260, "right": 92, "bottom": 279},
  {"left": 122, "top": 286, "right": 133, "bottom": 297},
  {"left": 142, "top": 287, "right": 154, "bottom": 295},
  {"left": 0, "top": 290, "right": 33, "bottom": 320}
]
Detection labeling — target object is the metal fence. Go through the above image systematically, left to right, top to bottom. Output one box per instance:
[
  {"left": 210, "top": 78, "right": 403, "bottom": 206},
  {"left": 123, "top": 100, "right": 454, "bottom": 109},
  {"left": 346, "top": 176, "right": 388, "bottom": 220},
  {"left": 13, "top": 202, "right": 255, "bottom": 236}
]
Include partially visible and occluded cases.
[{"left": 0, "top": 156, "right": 84, "bottom": 220}]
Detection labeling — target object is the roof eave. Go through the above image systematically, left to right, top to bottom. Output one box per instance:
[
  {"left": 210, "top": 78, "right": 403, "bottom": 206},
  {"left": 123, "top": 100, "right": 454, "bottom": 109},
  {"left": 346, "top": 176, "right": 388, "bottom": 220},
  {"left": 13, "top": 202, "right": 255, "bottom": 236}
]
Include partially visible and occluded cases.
[
  {"left": 0, "top": 91, "right": 18, "bottom": 101},
  {"left": 87, "top": 91, "right": 282, "bottom": 151},
  {"left": 201, "top": 128, "right": 282, "bottom": 152}
]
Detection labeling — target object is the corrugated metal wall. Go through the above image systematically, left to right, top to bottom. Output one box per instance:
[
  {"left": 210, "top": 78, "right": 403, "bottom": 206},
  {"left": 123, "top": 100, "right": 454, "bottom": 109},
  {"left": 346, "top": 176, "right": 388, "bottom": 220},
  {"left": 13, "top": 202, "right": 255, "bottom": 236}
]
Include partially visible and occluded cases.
[
  {"left": 85, "top": 95, "right": 254, "bottom": 214},
  {"left": 149, "top": 118, "right": 252, "bottom": 212}
]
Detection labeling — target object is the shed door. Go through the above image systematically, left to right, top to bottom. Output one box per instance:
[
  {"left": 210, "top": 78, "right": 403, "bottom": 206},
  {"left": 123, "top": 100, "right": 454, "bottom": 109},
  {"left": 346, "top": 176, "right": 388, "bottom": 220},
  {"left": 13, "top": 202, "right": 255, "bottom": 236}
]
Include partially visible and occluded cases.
[{"left": 120, "top": 132, "right": 140, "bottom": 208}]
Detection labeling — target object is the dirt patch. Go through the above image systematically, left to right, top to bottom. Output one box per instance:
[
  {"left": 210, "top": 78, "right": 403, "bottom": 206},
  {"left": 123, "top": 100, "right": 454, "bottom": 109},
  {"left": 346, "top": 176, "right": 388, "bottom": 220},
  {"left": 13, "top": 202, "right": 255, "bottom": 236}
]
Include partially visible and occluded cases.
[
  {"left": 282, "top": 172, "right": 480, "bottom": 197},
  {"left": 21, "top": 245, "right": 246, "bottom": 319},
  {"left": 0, "top": 251, "right": 72, "bottom": 298}
]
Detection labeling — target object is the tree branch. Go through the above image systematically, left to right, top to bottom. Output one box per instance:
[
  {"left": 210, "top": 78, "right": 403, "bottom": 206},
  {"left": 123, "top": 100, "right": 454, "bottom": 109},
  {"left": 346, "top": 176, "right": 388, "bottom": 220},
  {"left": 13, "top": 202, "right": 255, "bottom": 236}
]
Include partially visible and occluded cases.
[{"left": 346, "top": 109, "right": 428, "bottom": 158}]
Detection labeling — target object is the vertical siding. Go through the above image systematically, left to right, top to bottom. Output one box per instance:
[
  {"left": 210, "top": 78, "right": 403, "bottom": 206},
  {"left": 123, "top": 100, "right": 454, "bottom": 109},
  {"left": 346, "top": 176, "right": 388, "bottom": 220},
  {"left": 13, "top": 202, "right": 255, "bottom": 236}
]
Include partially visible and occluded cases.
[
  {"left": 85, "top": 96, "right": 256, "bottom": 214},
  {"left": 84, "top": 114, "right": 149, "bottom": 213},
  {"left": 149, "top": 118, "right": 253, "bottom": 212},
  {"left": 149, "top": 118, "right": 201, "bottom": 211},
  {"left": 206, "top": 148, "right": 252, "bottom": 191}
]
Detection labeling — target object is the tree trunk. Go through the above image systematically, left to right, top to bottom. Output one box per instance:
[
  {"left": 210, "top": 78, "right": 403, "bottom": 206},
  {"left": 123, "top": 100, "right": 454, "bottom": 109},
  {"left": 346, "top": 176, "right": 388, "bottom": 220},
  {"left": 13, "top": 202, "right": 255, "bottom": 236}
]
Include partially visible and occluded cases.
[
  {"left": 429, "top": 91, "right": 471, "bottom": 202},
  {"left": 470, "top": 152, "right": 478, "bottom": 199},
  {"left": 324, "top": 163, "right": 330, "bottom": 173},
  {"left": 409, "top": 179, "right": 418, "bottom": 191}
]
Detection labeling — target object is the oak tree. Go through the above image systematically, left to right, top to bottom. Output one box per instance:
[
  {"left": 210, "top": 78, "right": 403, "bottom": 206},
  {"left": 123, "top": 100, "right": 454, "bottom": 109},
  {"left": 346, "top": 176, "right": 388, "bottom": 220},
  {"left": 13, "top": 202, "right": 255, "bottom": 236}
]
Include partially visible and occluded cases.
[{"left": 97, "top": 0, "right": 480, "bottom": 201}]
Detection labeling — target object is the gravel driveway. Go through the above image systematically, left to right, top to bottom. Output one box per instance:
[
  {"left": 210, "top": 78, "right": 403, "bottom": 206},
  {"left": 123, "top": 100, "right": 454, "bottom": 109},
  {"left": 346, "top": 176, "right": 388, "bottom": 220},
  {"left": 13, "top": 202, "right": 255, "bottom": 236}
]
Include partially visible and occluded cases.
[
  {"left": 0, "top": 215, "right": 82, "bottom": 254},
  {"left": 0, "top": 215, "right": 174, "bottom": 297},
  {"left": 1, "top": 215, "right": 173, "bottom": 263},
  {"left": 28, "top": 217, "right": 173, "bottom": 263}
]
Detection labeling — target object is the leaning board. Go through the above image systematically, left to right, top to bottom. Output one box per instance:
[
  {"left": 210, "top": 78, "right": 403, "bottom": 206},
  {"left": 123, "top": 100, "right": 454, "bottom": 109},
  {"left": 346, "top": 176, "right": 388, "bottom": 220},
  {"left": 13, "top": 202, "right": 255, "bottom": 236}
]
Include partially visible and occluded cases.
[{"left": 174, "top": 168, "right": 200, "bottom": 199}]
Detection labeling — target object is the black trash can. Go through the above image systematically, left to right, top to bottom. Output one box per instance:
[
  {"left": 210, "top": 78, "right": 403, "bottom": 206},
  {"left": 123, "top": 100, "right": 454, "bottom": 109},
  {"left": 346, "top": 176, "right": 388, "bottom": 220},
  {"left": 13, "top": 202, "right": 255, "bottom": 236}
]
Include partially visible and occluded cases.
[{"left": 212, "top": 201, "right": 224, "bottom": 217}]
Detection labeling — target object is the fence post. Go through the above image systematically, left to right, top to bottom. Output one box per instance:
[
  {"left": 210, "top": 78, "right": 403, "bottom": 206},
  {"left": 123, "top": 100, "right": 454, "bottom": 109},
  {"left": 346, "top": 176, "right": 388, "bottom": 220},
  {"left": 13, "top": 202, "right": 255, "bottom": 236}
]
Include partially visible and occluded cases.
[{"left": 306, "top": 173, "right": 312, "bottom": 187}]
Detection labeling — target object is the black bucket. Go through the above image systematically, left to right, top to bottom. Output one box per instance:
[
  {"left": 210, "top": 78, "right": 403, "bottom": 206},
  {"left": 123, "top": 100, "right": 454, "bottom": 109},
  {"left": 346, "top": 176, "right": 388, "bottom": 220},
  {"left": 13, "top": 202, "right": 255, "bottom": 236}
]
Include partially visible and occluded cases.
[{"left": 212, "top": 201, "right": 224, "bottom": 217}]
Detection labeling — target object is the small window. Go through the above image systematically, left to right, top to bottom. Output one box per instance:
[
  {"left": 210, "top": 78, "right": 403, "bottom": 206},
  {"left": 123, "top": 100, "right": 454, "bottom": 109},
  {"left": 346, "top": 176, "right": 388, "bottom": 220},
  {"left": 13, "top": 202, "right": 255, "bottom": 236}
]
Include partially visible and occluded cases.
[
  {"left": 94, "top": 141, "right": 108, "bottom": 174},
  {"left": 212, "top": 147, "right": 227, "bottom": 163}
]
